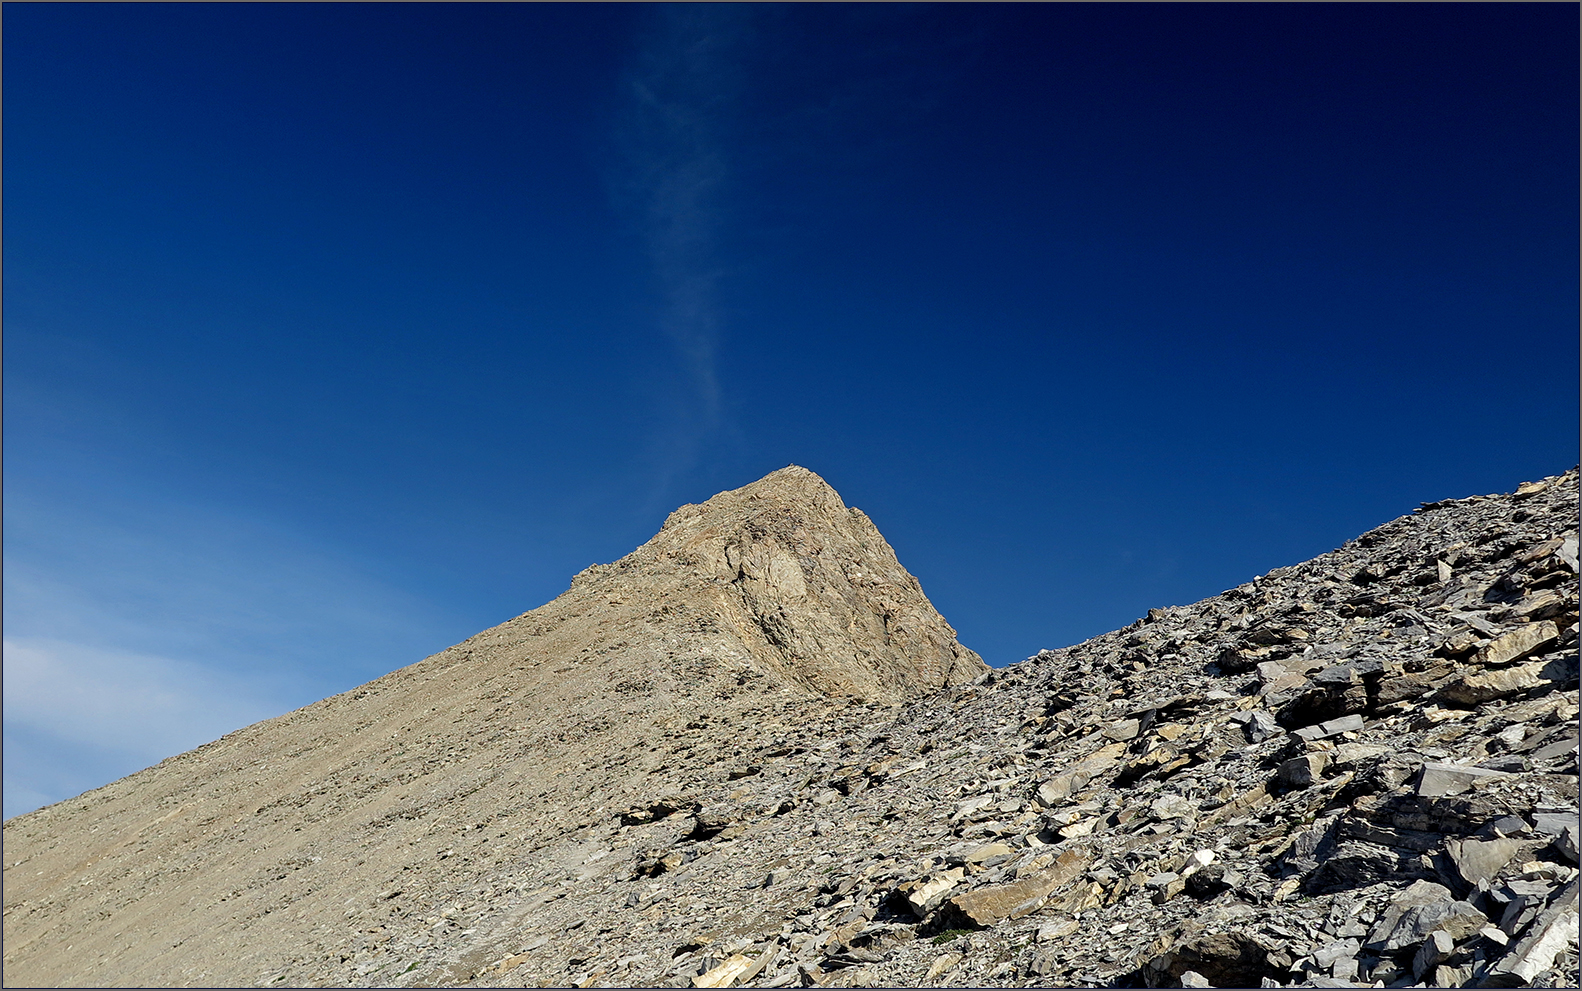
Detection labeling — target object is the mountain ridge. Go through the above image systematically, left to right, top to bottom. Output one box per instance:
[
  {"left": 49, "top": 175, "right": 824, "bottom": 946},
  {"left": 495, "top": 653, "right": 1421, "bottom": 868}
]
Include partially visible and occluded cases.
[{"left": 3, "top": 467, "right": 1577, "bottom": 990}]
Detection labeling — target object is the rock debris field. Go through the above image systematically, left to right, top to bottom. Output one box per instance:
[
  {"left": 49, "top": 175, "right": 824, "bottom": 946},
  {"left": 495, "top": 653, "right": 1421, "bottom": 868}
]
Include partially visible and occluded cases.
[{"left": 3, "top": 466, "right": 1578, "bottom": 989}]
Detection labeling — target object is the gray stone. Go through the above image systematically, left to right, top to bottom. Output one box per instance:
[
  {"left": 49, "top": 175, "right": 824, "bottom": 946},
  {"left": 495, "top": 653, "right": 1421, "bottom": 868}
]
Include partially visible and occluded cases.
[
  {"left": 1559, "top": 536, "right": 1579, "bottom": 572},
  {"left": 1256, "top": 660, "right": 1288, "bottom": 683},
  {"left": 1312, "top": 663, "right": 1361, "bottom": 687},
  {"left": 1246, "top": 710, "right": 1282, "bottom": 742},
  {"left": 1293, "top": 714, "right": 1364, "bottom": 742},
  {"left": 1103, "top": 718, "right": 1140, "bottom": 742},
  {"left": 1529, "top": 736, "right": 1580, "bottom": 764},
  {"left": 1330, "top": 741, "right": 1388, "bottom": 771},
  {"left": 1278, "top": 753, "right": 1329, "bottom": 789},
  {"left": 1415, "top": 761, "right": 1510, "bottom": 798},
  {"left": 1036, "top": 777, "right": 1071, "bottom": 807},
  {"left": 953, "top": 793, "right": 995, "bottom": 818},
  {"left": 1150, "top": 794, "right": 1195, "bottom": 821},
  {"left": 1531, "top": 810, "right": 1579, "bottom": 838},
  {"left": 1486, "top": 815, "right": 1530, "bottom": 838},
  {"left": 1560, "top": 823, "right": 1581, "bottom": 864},
  {"left": 1447, "top": 836, "right": 1522, "bottom": 887},
  {"left": 1306, "top": 841, "right": 1402, "bottom": 894},
  {"left": 1145, "top": 871, "right": 1181, "bottom": 890},
  {"left": 1486, "top": 879, "right": 1581, "bottom": 984},
  {"left": 1367, "top": 880, "right": 1487, "bottom": 952},
  {"left": 1498, "top": 889, "right": 1547, "bottom": 937},
  {"left": 1036, "top": 918, "right": 1078, "bottom": 942},
  {"left": 1479, "top": 924, "right": 1509, "bottom": 946},
  {"left": 1412, "top": 929, "right": 1454, "bottom": 979},
  {"left": 1313, "top": 938, "right": 1361, "bottom": 970},
  {"left": 1024, "top": 946, "right": 1061, "bottom": 977},
  {"left": 1329, "top": 953, "right": 1358, "bottom": 982},
  {"left": 1178, "top": 970, "right": 1212, "bottom": 988}
]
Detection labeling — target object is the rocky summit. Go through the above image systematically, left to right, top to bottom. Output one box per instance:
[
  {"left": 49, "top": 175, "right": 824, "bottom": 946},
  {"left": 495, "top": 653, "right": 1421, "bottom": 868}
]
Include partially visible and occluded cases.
[{"left": 3, "top": 467, "right": 1578, "bottom": 990}]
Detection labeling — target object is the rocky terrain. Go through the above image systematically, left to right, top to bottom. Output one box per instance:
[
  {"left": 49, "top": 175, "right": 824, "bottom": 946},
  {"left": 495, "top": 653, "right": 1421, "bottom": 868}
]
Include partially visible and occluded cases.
[{"left": 3, "top": 466, "right": 1578, "bottom": 989}]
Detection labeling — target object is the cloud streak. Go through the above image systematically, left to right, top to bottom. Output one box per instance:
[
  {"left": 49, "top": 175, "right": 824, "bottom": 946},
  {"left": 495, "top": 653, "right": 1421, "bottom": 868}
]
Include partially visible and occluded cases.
[
  {"left": 615, "top": 6, "right": 757, "bottom": 483},
  {"left": 3, "top": 475, "right": 452, "bottom": 819},
  {"left": 2, "top": 638, "right": 288, "bottom": 818}
]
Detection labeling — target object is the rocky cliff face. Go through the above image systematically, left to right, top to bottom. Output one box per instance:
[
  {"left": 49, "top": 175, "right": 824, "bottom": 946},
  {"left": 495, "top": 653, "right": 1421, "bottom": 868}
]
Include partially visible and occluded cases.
[
  {"left": 591, "top": 465, "right": 986, "bottom": 700},
  {"left": 2, "top": 468, "right": 1577, "bottom": 990}
]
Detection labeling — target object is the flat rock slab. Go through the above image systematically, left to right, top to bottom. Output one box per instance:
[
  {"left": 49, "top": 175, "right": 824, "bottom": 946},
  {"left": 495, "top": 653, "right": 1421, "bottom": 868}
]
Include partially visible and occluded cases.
[
  {"left": 1471, "top": 621, "right": 1560, "bottom": 666},
  {"left": 1440, "top": 661, "right": 1556, "bottom": 706},
  {"left": 1294, "top": 714, "right": 1364, "bottom": 742},
  {"left": 1416, "top": 761, "right": 1510, "bottom": 798},
  {"left": 1447, "top": 836, "right": 1522, "bottom": 887},
  {"left": 937, "top": 849, "right": 1090, "bottom": 928},
  {"left": 902, "top": 868, "right": 965, "bottom": 915},
  {"left": 1488, "top": 879, "right": 1581, "bottom": 983},
  {"left": 693, "top": 951, "right": 771, "bottom": 988}
]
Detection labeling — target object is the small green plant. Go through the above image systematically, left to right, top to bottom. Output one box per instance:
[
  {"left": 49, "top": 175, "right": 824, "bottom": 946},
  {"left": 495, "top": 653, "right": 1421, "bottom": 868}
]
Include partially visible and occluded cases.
[{"left": 931, "top": 928, "right": 973, "bottom": 945}]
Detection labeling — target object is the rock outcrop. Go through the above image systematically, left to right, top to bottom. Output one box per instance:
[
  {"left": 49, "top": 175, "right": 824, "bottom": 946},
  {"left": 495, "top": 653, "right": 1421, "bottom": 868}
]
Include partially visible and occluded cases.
[
  {"left": 597, "top": 465, "right": 986, "bottom": 700},
  {"left": 3, "top": 466, "right": 1577, "bottom": 990}
]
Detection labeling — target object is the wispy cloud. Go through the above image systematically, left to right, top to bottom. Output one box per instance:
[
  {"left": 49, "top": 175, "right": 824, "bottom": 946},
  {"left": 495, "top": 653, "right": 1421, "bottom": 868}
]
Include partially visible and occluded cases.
[
  {"left": 614, "top": 6, "right": 757, "bottom": 488},
  {"left": 2, "top": 481, "right": 451, "bottom": 819},
  {"left": 2, "top": 638, "right": 287, "bottom": 818}
]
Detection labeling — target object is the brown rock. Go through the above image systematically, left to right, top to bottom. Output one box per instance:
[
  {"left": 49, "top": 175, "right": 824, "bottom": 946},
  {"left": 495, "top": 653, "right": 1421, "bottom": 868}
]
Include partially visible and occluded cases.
[
  {"left": 632, "top": 466, "right": 988, "bottom": 699},
  {"left": 1470, "top": 621, "right": 1560, "bottom": 667},
  {"left": 1439, "top": 661, "right": 1554, "bottom": 706},
  {"left": 936, "top": 849, "right": 1090, "bottom": 928},
  {"left": 901, "top": 868, "right": 965, "bottom": 915},
  {"left": 694, "top": 951, "right": 770, "bottom": 988}
]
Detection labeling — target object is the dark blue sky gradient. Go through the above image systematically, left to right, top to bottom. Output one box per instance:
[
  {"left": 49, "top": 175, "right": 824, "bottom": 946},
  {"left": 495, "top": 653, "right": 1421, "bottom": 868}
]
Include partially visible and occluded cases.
[{"left": 4, "top": 4, "right": 1576, "bottom": 815}]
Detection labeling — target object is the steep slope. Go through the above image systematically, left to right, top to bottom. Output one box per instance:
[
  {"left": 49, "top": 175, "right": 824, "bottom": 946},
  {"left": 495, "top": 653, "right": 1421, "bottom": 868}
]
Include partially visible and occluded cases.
[
  {"left": 599, "top": 464, "right": 985, "bottom": 699},
  {"left": 0, "top": 466, "right": 984, "bottom": 988},
  {"left": 3, "top": 468, "right": 1577, "bottom": 990}
]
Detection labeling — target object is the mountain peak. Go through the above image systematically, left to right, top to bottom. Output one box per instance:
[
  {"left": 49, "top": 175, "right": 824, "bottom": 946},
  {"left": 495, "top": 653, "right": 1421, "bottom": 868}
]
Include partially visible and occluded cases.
[{"left": 587, "top": 466, "right": 986, "bottom": 700}]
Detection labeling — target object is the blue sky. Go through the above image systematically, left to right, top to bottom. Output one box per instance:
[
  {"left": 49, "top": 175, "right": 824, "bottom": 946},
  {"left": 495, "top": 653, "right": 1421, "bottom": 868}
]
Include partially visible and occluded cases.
[{"left": 5, "top": 3, "right": 1576, "bottom": 818}]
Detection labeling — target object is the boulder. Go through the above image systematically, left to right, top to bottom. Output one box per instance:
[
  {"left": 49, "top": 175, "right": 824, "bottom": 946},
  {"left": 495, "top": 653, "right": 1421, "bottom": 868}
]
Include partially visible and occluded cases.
[
  {"left": 1446, "top": 836, "right": 1521, "bottom": 887},
  {"left": 1366, "top": 880, "right": 1486, "bottom": 952}
]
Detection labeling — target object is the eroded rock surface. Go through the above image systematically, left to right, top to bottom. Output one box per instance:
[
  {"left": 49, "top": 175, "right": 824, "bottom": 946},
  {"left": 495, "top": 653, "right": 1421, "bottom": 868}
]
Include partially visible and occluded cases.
[
  {"left": 616, "top": 465, "right": 986, "bottom": 700},
  {"left": 3, "top": 467, "right": 1577, "bottom": 990}
]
